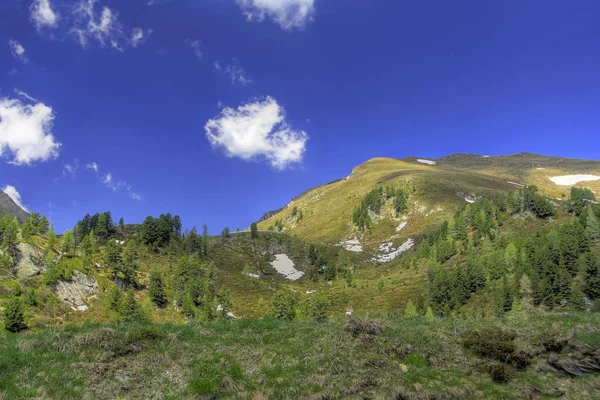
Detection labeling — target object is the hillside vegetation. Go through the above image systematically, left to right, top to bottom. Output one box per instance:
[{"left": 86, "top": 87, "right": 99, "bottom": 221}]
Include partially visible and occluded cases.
[{"left": 1, "top": 153, "right": 600, "bottom": 398}]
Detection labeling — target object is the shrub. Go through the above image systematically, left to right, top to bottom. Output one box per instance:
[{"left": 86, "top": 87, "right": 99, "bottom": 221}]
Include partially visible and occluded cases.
[
  {"left": 272, "top": 290, "right": 297, "bottom": 321},
  {"left": 302, "top": 295, "right": 329, "bottom": 322},
  {"left": 4, "top": 297, "right": 27, "bottom": 333},
  {"left": 344, "top": 318, "right": 383, "bottom": 336}
]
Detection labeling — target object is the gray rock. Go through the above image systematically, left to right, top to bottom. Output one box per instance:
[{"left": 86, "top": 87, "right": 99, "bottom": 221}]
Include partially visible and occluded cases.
[
  {"left": 15, "top": 242, "right": 45, "bottom": 279},
  {"left": 52, "top": 269, "right": 99, "bottom": 309}
]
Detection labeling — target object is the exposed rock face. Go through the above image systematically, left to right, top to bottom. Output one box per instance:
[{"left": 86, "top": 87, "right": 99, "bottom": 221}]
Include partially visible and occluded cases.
[
  {"left": 15, "top": 242, "right": 45, "bottom": 279},
  {"left": 52, "top": 270, "right": 99, "bottom": 310}
]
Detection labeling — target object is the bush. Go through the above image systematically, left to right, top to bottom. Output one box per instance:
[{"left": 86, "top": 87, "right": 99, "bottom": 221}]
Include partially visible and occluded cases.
[
  {"left": 272, "top": 290, "right": 297, "bottom": 321},
  {"left": 302, "top": 295, "right": 329, "bottom": 322},
  {"left": 344, "top": 318, "right": 383, "bottom": 336},
  {"left": 463, "top": 328, "right": 531, "bottom": 370},
  {"left": 486, "top": 363, "right": 513, "bottom": 384}
]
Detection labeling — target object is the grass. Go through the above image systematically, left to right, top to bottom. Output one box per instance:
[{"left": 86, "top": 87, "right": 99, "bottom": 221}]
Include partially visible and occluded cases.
[{"left": 2, "top": 313, "right": 600, "bottom": 399}]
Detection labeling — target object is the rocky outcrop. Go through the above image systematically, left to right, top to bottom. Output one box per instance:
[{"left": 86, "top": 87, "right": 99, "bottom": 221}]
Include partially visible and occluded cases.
[
  {"left": 15, "top": 242, "right": 45, "bottom": 279},
  {"left": 52, "top": 270, "right": 99, "bottom": 311}
]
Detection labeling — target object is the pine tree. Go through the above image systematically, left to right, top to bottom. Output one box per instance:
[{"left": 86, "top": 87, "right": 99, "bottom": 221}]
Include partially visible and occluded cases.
[
  {"left": 585, "top": 205, "right": 600, "bottom": 242},
  {"left": 1, "top": 217, "right": 19, "bottom": 252},
  {"left": 119, "top": 217, "right": 125, "bottom": 231},
  {"left": 250, "top": 222, "right": 258, "bottom": 239},
  {"left": 59, "top": 230, "right": 75, "bottom": 255},
  {"left": 103, "top": 241, "right": 122, "bottom": 277},
  {"left": 121, "top": 241, "right": 138, "bottom": 286},
  {"left": 582, "top": 252, "right": 600, "bottom": 300},
  {"left": 149, "top": 269, "right": 168, "bottom": 308},
  {"left": 108, "top": 285, "right": 123, "bottom": 311},
  {"left": 120, "top": 290, "right": 146, "bottom": 322},
  {"left": 181, "top": 293, "right": 196, "bottom": 320},
  {"left": 4, "top": 297, "right": 27, "bottom": 333},
  {"left": 404, "top": 299, "right": 419, "bottom": 318},
  {"left": 424, "top": 307, "right": 434, "bottom": 319}
]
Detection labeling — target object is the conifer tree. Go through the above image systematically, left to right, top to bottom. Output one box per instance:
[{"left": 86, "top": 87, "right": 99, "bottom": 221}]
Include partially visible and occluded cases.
[
  {"left": 585, "top": 205, "right": 600, "bottom": 242},
  {"left": 250, "top": 222, "right": 258, "bottom": 239},
  {"left": 149, "top": 269, "right": 168, "bottom": 308},
  {"left": 3, "top": 297, "right": 27, "bottom": 333},
  {"left": 404, "top": 299, "right": 419, "bottom": 318}
]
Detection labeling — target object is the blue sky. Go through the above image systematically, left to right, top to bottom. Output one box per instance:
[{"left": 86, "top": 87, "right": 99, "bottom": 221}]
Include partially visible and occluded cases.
[{"left": 1, "top": 0, "right": 599, "bottom": 233}]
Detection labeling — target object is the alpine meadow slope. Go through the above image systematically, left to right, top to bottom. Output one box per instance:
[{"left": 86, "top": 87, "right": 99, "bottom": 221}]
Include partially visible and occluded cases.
[{"left": 2, "top": 152, "right": 600, "bottom": 399}]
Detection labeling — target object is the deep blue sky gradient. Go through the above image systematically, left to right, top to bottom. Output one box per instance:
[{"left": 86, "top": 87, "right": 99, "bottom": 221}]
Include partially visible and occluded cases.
[{"left": 1, "top": 0, "right": 599, "bottom": 232}]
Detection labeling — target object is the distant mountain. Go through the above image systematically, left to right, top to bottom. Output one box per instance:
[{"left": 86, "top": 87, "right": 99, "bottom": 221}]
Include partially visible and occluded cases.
[{"left": 0, "top": 191, "right": 30, "bottom": 223}]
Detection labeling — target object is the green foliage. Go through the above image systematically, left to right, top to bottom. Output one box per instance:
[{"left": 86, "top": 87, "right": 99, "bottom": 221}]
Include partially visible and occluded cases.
[
  {"left": 568, "top": 187, "right": 596, "bottom": 216},
  {"left": 21, "top": 212, "right": 49, "bottom": 239},
  {"left": 74, "top": 212, "right": 114, "bottom": 245},
  {"left": 141, "top": 214, "right": 182, "bottom": 249},
  {"left": 1, "top": 217, "right": 19, "bottom": 251},
  {"left": 250, "top": 222, "right": 258, "bottom": 239},
  {"left": 60, "top": 230, "right": 75, "bottom": 255},
  {"left": 103, "top": 241, "right": 122, "bottom": 276},
  {"left": 582, "top": 252, "right": 600, "bottom": 300},
  {"left": 45, "top": 258, "right": 80, "bottom": 284},
  {"left": 149, "top": 269, "right": 168, "bottom": 308},
  {"left": 107, "top": 285, "right": 124, "bottom": 311},
  {"left": 120, "top": 290, "right": 147, "bottom": 323},
  {"left": 272, "top": 290, "right": 297, "bottom": 321},
  {"left": 301, "top": 295, "right": 329, "bottom": 322},
  {"left": 3, "top": 297, "right": 27, "bottom": 333},
  {"left": 404, "top": 299, "right": 419, "bottom": 318}
]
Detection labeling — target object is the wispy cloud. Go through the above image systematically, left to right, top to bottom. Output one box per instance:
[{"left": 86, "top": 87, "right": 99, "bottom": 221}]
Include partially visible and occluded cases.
[
  {"left": 68, "top": 0, "right": 151, "bottom": 52},
  {"left": 237, "top": 0, "right": 315, "bottom": 30},
  {"left": 130, "top": 27, "right": 152, "bottom": 47},
  {"left": 187, "top": 39, "right": 203, "bottom": 60},
  {"left": 8, "top": 40, "right": 28, "bottom": 63},
  {"left": 214, "top": 60, "right": 252, "bottom": 86},
  {"left": 205, "top": 96, "right": 308, "bottom": 170},
  {"left": 62, "top": 160, "right": 79, "bottom": 179},
  {"left": 86, "top": 162, "right": 98, "bottom": 172},
  {"left": 101, "top": 172, "right": 141, "bottom": 200}
]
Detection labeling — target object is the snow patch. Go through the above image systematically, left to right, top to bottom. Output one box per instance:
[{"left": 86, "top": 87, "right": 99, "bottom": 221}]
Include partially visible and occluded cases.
[
  {"left": 417, "top": 159, "right": 437, "bottom": 165},
  {"left": 536, "top": 168, "right": 546, "bottom": 170},
  {"left": 549, "top": 175, "right": 600, "bottom": 186},
  {"left": 507, "top": 181, "right": 525, "bottom": 187},
  {"left": 465, "top": 197, "right": 475, "bottom": 204},
  {"left": 396, "top": 222, "right": 407, "bottom": 232},
  {"left": 339, "top": 239, "right": 363, "bottom": 252},
  {"left": 372, "top": 239, "right": 415, "bottom": 263},
  {"left": 270, "top": 254, "right": 304, "bottom": 280},
  {"left": 243, "top": 272, "right": 260, "bottom": 279},
  {"left": 306, "top": 290, "right": 317, "bottom": 294},
  {"left": 346, "top": 308, "right": 353, "bottom": 316}
]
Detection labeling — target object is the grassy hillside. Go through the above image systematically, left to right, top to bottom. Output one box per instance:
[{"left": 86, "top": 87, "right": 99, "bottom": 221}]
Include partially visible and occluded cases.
[{"left": 258, "top": 154, "right": 600, "bottom": 245}]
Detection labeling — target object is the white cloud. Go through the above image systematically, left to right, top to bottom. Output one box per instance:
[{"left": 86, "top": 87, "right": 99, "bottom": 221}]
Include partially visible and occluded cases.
[
  {"left": 30, "top": 0, "right": 59, "bottom": 30},
  {"left": 237, "top": 0, "right": 315, "bottom": 30},
  {"left": 130, "top": 27, "right": 152, "bottom": 47},
  {"left": 187, "top": 39, "right": 203, "bottom": 60},
  {"left": 8, "top": 40, "right": 28, "bottom": 62},
  {"left": 214, "top": 60, "right": 252, "bottom": 86},
  {"left": 0, "top": 94, "right": 61, "bottom": 165},
  {"left": 205, "top": 96, "right": 308, "bottom": 169},
  {"left": 86, "top": 162, "right": 98, "bottom": 172},
  {"left": 2, "top": 185, "right": 30, "bottom": 212},
  {"left": 129, "top": 192, "right": 141, "bottom": 200}
]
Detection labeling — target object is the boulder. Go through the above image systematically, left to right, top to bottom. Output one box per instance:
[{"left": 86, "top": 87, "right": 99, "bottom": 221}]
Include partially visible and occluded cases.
[
  {"left": 15, "top": 242, "right": 45, "bottom": 279},
  {"left": 52, "top": 269, "right": 99, "bottom": 310}
]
